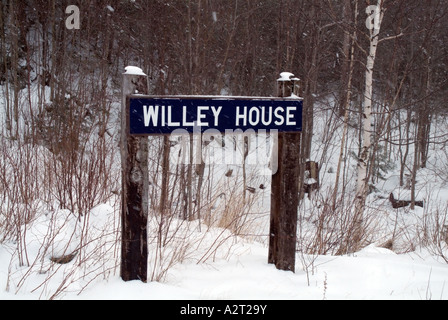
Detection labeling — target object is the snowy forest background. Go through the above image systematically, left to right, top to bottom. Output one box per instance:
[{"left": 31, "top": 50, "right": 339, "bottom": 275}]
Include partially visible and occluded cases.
[{"left": 1, "top": 0, "right": 448, "bottom": 299}]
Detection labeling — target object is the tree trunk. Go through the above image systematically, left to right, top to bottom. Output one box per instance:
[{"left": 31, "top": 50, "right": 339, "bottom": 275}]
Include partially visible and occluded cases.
[
  {"left": 338, "top": 0, "right": 353, "bottom": 117},
  {"left": 349, "top": 0, "right": 384, "bottom": 253},
  {"left": 356, "top": 0, "right": 384, "bottom": 213},
  {"left": 333, "top": 1, "right": 358, "bottom": 209},
  {"left": 160, "top": 135, "right": 170, "bottom": 216}
]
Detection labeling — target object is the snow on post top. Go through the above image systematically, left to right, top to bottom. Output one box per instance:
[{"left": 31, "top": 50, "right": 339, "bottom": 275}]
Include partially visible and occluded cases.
[
  {"left": 124, "top": 66, "right": 146, "bottom": 76},
  {"left": 277, "top": 72, "right": 300, "bottom": 82}
]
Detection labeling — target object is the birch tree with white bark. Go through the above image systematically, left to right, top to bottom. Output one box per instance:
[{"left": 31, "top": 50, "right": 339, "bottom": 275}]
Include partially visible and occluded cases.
[
  {"left": 346, "top": 0, "right": 385, "bottom": 252},
  {"left": 356, "top": 1, "right": 384, "bottom": 206}
]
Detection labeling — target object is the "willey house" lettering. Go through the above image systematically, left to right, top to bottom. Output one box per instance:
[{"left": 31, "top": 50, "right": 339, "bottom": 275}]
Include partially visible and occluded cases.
[
  {"left": 129, "top": 97, "right": 302, "bottom": 135},
  {"left": 142, "top": 104, "right": 297, "bottom": 128}
]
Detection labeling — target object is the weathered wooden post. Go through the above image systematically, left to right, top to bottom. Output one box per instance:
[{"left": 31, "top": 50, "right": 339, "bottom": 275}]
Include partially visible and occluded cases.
[
  {"left": 121, "top": 66, "right": 149, "bottom": 282},
  {"left": 268, "top": 72, "right": 301, "bottom": 272}
]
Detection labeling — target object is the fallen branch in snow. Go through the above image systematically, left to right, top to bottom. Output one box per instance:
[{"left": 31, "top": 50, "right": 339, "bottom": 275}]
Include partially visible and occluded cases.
[
  {"left": 389, "top": 193, "right": 423, "bottom": 209},
  {"left": 49, "top": 251, "right": 78, "bottom": 264}
]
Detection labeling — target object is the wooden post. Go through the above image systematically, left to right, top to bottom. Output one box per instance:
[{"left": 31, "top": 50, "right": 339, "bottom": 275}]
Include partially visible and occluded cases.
[
  {"left": 121, "top": 66, "right": 149, "bottom": 282},
  {"left": 268, "top": 72, "right": 301, "bottom": 272}
]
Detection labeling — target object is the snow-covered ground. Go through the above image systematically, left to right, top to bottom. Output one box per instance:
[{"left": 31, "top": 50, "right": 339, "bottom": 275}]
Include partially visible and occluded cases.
[
  {"left": 2, "top": 217, "right": 447, "bottom": 300},
  {"left": 77, "top": 243, "right": 448, "bottom": 300}
]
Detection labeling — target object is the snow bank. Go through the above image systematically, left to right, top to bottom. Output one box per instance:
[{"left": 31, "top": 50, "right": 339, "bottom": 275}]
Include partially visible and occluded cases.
[{"left": 2, "top": 203, "right": 448, "bottom": 300}]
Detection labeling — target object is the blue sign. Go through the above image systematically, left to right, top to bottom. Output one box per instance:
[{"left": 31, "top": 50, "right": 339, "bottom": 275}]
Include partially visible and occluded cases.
[{"left": 129, "top": 96, "right": 302, "bottom": 135}]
